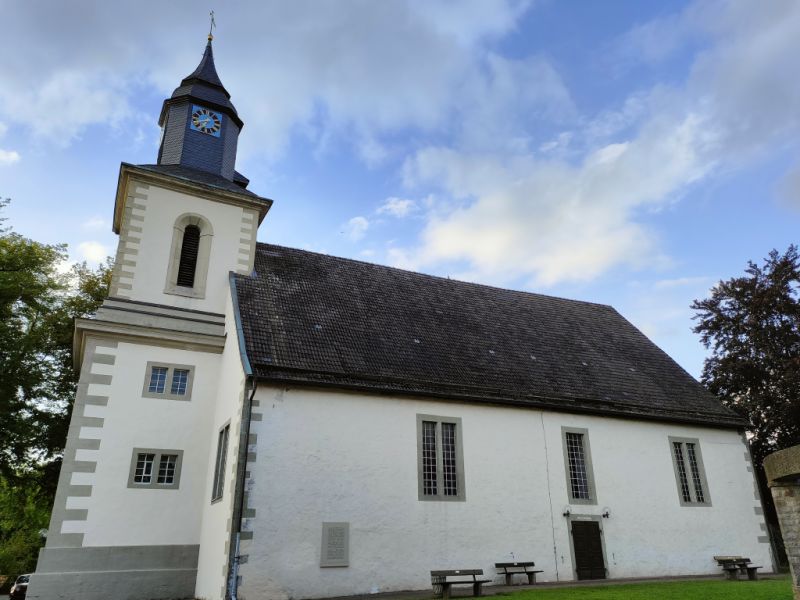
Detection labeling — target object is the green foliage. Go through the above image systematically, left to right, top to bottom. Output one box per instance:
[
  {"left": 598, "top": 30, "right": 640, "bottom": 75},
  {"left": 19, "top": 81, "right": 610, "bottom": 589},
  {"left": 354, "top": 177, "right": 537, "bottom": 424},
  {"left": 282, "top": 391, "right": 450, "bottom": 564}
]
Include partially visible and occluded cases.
[
  {"left": 0, "top": 198, "right": 111, "bottom": 575},
  {"left": 0, "top": 200, "right": 111, "bottom": 479},
  {"left": 692, "top": 246, "right": 800, "bottom": 463},
  {"left": 0, "top": 474, "right": 50, "bottom": 576},
  {"left": 493, "top": 577, "right": 792, "bottom": 600}
]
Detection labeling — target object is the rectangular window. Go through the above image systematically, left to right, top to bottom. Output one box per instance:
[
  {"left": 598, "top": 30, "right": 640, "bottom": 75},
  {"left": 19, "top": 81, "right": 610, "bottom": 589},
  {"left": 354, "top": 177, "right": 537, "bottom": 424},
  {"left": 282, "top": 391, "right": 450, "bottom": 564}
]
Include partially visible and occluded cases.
[
  {"left": 142, "top": 363, "right": 195, "bottom": 401},
  {"left": 147, "top": 367, "right": 168, "bottom": 394},
  {"left": 170, "top": 369, "right": 190, "bottom": 396},
  {"left": 416, "top": 415, "right": 465, "bottom": 501},
  {"left": 211, "top": 424, "right": 230, "bottom": 502},
  {"left": 561, "top": 427, "right": 597, "bottom": 505},
  {"left": 669, "top": 437, "right": 711, "bottom": 506},
  {"left": 128, "top": 448, "right": 183, "bottom": 490},
  {"left": 133, "top": 453, "right": 155, "bottom": 484},
  {"left": 157, "top": 454, "right": 178, "bottom": 485}
]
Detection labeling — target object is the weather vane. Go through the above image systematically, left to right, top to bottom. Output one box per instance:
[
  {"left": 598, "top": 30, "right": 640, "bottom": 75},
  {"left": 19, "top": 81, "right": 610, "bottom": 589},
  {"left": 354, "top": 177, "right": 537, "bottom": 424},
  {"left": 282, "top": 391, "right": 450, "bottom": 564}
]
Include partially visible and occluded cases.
[{"left": 208, "top": 10, "right": 216, "bottom": 41}]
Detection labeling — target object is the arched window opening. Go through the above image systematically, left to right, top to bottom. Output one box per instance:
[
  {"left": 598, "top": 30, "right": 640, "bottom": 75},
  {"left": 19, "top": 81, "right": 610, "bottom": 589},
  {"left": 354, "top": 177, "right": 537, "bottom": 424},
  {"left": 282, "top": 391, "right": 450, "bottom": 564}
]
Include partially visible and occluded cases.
[{"left": 176, "top": 225, "right": 201, "bottom": 287}]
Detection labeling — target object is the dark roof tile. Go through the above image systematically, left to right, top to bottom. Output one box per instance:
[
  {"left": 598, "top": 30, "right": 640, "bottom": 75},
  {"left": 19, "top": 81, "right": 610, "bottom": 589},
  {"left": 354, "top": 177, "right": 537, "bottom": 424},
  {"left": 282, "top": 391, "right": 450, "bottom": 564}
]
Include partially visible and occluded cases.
[{"left": 233, "top": 244, "right": 743, "bottom": 427}]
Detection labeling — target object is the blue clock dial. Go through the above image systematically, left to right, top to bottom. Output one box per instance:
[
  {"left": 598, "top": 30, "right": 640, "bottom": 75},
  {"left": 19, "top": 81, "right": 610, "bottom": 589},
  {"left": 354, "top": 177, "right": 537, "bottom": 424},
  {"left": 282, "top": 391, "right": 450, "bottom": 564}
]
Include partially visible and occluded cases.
[{"left": 190, "top": 105, "right": 222, "bottom": 137}]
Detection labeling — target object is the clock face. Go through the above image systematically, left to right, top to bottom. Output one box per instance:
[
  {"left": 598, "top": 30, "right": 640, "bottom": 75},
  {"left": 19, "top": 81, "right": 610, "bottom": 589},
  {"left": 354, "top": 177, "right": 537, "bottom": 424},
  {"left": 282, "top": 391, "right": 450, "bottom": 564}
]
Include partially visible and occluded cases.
[{"left": 190, "top": 105, "right": 222, "bottom": 137}]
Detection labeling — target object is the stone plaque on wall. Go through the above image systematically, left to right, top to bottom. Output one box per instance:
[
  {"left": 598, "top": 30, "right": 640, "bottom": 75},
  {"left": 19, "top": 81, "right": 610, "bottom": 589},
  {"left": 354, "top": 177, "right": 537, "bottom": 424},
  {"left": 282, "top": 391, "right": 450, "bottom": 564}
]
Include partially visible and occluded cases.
[{"left": 320, "top": 522, "right": 349, "bottom": 568}]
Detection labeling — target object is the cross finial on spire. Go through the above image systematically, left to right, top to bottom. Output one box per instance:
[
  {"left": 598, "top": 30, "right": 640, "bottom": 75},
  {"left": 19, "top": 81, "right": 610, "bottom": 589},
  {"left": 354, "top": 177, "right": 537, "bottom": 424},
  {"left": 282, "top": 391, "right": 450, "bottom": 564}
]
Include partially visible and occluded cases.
[{"left": 208, "top": 10, "right": 216, "bottom": 42}]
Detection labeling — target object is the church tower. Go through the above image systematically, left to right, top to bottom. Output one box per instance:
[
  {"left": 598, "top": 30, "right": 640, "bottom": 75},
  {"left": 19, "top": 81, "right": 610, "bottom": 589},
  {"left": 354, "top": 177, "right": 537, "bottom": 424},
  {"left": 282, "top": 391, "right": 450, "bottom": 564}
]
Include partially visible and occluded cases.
[
  {"left": 157, "top": 36, "right": 245, "bottom": 183},
  {"left": 28, "top": 37, "right": 268, "bottom": 600}
]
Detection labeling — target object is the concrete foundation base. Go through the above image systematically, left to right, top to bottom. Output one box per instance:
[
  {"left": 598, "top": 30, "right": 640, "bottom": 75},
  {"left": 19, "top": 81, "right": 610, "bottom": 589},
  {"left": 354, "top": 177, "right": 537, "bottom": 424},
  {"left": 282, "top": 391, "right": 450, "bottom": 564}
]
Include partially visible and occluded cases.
[{"left": 26, "top": 544, "right": 199, "bottom": 600}]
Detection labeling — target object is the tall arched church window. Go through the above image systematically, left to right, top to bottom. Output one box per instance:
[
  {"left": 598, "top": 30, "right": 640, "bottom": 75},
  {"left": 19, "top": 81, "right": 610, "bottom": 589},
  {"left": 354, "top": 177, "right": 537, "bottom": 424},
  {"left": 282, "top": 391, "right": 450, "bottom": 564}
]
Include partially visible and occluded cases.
[
  {"left": 164, "top": 214, "right": 214, "bottom": 299},
  {"left": 176, "top": 225, "right": 201, "bottom": 287}
]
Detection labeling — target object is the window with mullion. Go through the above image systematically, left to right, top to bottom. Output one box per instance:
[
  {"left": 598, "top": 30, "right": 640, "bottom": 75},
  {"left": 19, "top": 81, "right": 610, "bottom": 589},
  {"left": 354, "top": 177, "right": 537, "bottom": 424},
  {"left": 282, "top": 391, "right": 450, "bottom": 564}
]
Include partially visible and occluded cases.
[
  {"left": 142, "top": 362, "right": 195, "bottom": 401},
  {"left": 417, "top": 415, "right": 465, "bottom": 501},
  {"left": 561, "top": 427, "right": 597, "bottom": 505},
  {"left": 669, "top": 437, "right": 711, "bottom": 506},
  {"left": 128, "top": 448, "right": 183, "bottom": 490}
]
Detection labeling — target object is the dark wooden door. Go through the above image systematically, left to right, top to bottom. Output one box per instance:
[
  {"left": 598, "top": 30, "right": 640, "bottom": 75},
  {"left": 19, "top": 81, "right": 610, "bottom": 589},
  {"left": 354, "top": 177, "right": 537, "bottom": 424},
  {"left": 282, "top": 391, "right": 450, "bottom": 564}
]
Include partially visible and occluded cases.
[{"left": 571, "top": 520, "right": 606, "bottom": 580}]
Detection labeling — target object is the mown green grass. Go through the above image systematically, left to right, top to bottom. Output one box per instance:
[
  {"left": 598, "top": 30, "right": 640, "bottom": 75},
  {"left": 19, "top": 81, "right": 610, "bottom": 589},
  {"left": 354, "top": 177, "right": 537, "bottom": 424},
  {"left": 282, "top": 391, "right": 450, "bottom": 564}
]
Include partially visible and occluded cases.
[{"left": 489, "top": 577, "right": 793, "bottom": 600}]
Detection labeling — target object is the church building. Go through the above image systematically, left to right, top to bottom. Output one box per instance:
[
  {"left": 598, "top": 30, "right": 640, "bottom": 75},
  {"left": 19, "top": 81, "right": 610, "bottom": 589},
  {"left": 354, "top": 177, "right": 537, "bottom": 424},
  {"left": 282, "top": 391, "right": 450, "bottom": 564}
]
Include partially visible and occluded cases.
[{"left": 28, "top": 38, "right": 772, "bottom": 600}]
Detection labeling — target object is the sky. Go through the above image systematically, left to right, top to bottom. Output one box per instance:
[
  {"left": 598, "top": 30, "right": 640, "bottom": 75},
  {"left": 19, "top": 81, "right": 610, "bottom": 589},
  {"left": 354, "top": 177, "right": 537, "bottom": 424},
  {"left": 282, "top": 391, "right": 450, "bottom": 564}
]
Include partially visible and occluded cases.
[{"left": 1, "top": 0, "right": 799, "bottom": 378}]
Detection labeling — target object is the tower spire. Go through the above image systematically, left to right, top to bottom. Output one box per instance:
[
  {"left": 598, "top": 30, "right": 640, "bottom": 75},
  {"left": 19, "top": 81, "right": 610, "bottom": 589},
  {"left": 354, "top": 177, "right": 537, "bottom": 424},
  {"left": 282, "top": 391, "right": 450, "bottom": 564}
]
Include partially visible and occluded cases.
[{"left": 156, "top": 33, "right": 244, "bottom": 181}]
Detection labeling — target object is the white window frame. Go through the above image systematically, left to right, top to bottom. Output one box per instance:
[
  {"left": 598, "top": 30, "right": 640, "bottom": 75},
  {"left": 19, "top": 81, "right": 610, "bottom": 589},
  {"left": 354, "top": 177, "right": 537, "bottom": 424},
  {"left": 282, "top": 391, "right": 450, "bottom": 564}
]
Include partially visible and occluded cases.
[
  {"left": 142, "top": 362, "right": 195, "bottom": 401},
  {"left": 416, "top": 414, "right": 466, "bottom": 502},
  {"left": 669, "top": 436, "right": 712, "bottom": 507},
  {"left": 127, "top": 448, "right": 184, "bottom": 490}
]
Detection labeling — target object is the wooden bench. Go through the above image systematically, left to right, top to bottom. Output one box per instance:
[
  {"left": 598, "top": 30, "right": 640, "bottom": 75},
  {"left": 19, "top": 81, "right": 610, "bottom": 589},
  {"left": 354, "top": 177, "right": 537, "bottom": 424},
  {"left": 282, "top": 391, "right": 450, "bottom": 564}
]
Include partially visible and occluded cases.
[
  {"left": 713, "top": 555, "right": 762, "bottom": 580},
  {"left": 494, "top": 561, "right": 543, "bottom": 585},
  {"left": 430, "top": 569, "right": 492, "bottom": 599}
]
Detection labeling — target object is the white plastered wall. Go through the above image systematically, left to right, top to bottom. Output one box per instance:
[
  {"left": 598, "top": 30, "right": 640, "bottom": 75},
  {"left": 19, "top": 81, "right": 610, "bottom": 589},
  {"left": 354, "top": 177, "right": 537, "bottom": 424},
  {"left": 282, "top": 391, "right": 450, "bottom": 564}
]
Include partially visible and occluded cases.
[
  {"left": 112, "top": 179, "right": 257, "bottom": 314},
  {"left": 194, "top": 294, "right": 248, "bottom": 600},
  {"left": 74, "top": 341, "right": 221, "bottom": 546},
  {"left": 238, "top": 387, "right": 771, "bottom": 599}
]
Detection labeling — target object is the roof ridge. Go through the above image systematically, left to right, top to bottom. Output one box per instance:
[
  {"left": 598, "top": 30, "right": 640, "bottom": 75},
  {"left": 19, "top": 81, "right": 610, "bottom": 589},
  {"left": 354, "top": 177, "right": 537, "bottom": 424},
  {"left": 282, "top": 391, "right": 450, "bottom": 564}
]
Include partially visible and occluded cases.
[{"left": 253, "top": 241, "right": 615, "bottom": 311}]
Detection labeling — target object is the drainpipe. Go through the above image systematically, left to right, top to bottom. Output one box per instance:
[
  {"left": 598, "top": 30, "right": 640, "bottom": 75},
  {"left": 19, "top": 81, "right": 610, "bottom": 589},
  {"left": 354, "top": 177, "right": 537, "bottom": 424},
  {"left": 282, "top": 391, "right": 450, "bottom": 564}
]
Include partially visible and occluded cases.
[{"left": 227, "top": 376, "right": 258, "bottom": 600}]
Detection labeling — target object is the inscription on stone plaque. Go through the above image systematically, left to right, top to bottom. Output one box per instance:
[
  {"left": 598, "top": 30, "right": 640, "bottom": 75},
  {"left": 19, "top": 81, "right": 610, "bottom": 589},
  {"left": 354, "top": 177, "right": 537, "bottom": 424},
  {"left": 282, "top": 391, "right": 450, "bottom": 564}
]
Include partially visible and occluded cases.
[{"left": 321, "top": 522, "right": 349, "bottom": 567}]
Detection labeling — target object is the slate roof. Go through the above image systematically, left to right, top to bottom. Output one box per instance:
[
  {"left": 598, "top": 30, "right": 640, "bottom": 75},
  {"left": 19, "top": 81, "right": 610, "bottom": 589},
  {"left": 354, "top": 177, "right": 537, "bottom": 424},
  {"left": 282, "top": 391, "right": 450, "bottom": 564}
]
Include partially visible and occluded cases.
[
  {"left": 160, "top": 39, "right": 242, "bottom": 128},
  {"left": 182, "top": 39, "right": 227, "bottom": 91},
  {"left": 134, "top": 164, "right": 264, "bottom": 199},
  {"left": 232, "top": 243, "right": 744, "bottom": 428}
]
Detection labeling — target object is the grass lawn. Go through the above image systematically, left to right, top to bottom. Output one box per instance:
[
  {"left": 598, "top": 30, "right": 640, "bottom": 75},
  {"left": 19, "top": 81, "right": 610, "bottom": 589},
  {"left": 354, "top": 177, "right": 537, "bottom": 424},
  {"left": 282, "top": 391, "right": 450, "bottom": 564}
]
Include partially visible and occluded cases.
[{"left": 490, "top": 577, "right": 793, "bottom": 600}]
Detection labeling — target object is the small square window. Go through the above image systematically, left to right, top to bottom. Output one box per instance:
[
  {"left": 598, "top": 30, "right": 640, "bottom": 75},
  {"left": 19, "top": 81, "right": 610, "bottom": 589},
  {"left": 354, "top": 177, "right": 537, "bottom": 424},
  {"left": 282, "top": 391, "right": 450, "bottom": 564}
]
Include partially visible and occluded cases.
[
  {"left": 142, "top": 363, "right": 195, "bottom": 401},
  {"left": 147, "top": 367, "right": 168, "bottom": 394},
  {"left": 170, "top": 369, "right": 190, "bottom": 395},
  {"left": 128, "top": 449, "right": 183, "bottom": 490}
]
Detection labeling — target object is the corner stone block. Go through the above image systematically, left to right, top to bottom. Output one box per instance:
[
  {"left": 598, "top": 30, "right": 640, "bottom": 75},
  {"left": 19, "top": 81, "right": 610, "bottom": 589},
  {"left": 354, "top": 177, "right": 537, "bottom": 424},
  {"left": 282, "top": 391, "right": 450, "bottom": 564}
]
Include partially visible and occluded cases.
[{"left": 764, "top": 445, "right": 800, "bottom": 600}]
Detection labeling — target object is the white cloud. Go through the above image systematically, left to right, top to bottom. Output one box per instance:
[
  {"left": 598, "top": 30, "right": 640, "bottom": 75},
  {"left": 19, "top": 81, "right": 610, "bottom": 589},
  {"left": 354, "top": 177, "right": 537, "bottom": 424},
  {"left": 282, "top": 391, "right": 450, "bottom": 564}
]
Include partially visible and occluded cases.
[
  {"left": 391, "top": 0, "right": 800, "bottom": 286},
  {"left": 0, "top": 1, "right": 532, "bottom": 157},
  {"left": 0, "top": 149, "right": 20, "bottom": 165},
  {"left": 377, "top": 197, "right": 417, "bottom": 218},
  {"left": 343, "top": 216, "right": 369, "bottom": 242},
  {"left": 77, "top": 241, "right": 110, "bottom": 263}
]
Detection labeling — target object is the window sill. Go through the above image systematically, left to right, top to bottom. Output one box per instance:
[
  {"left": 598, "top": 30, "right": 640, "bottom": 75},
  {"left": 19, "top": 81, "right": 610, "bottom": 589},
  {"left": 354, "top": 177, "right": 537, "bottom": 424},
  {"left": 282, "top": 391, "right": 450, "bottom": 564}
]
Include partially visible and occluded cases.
[
  {"left": 164, "top": 285, "right": 206, "bottom": 299},
  {"left": 142, "top": 391, "right": 191, "bottom": 402}
]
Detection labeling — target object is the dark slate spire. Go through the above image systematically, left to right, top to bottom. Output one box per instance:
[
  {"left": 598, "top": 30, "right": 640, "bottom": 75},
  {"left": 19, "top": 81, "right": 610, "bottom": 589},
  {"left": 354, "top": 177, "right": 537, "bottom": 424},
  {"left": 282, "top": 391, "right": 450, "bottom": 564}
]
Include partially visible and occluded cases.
[
  {"left": 156, "top": 36, "right": 244, "bottom": 182},
  {"left": 182, "top": 38, "right": 226, "bottom": 89}
]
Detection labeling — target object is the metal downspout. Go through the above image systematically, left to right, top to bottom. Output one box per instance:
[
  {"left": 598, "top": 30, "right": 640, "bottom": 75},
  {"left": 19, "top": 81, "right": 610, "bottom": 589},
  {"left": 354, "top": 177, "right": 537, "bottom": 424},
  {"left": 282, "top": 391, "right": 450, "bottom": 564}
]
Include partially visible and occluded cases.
[{"left": 227, "top": 376, "right": 258, "bottom": 600}]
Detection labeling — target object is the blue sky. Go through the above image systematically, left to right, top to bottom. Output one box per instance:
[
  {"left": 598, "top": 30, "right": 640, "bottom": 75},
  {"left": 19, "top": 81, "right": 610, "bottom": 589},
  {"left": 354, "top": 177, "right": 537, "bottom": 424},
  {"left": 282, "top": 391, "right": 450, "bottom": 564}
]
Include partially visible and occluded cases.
[{"left": 1, "top": 0, "right": 799, "bottom": 378}]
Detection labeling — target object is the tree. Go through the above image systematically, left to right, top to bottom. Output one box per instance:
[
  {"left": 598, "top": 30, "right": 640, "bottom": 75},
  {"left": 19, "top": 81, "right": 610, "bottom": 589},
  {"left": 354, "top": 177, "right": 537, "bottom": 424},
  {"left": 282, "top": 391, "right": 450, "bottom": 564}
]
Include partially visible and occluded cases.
[
  {"left": 0, "top": 198, "right": 111, "bottom": 575},
  {"left": 692, "top": 245, "right": 800, "bottom": 464}
]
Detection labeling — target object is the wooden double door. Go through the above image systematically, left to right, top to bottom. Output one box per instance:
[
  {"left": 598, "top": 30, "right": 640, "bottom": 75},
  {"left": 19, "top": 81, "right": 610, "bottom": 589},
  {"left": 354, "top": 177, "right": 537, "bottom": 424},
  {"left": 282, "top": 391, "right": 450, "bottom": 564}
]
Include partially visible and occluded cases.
[{"left": 571, "top": 520, "right": 607, "bottom": 580}]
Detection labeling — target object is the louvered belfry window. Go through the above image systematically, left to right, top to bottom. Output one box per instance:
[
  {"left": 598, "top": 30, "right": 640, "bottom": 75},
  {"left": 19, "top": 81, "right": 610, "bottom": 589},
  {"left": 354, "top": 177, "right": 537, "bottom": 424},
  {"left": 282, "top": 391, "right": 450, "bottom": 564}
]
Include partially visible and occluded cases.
[{"left": 176, "top": 225, "right": 201, "bottom": 287}]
